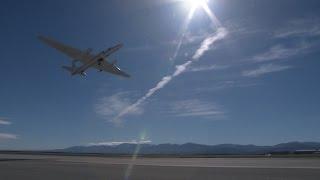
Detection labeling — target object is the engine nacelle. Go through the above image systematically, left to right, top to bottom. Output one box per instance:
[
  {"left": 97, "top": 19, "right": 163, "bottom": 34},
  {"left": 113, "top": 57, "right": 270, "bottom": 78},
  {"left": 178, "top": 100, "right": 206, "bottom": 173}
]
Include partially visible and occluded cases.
[{"left": 80, "top": 71, "right": 87, "bottom": 77}]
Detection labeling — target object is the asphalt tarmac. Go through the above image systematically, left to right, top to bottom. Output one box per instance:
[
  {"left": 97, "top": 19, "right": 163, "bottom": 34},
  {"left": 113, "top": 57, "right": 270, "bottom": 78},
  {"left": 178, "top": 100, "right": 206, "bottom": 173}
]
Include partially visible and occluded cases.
[{"left": 0, "top": 154, "right": 320, "bottom": 180}]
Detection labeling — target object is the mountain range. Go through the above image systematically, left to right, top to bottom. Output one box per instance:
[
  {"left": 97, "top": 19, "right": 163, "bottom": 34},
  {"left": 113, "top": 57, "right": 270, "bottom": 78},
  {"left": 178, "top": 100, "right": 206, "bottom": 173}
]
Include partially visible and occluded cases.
[{"left": 59, "top": 142, "right": 320, "bottom": 155}]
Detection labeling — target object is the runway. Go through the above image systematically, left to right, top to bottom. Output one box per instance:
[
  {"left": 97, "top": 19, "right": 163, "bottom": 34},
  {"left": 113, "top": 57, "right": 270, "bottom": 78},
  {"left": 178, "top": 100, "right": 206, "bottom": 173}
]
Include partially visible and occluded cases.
[{"left": 1, "top": 154, "right": 320, "bottom": 180}]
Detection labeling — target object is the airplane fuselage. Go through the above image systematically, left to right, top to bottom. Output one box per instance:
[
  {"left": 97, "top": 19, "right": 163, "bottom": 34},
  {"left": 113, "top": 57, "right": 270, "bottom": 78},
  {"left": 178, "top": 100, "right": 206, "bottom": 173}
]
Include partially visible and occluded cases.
[
  {"left": 71, "top": 44, "right": 124, "bottom": 76},
  {"left": 72, "top": 57, "right": 104, "bottom": 76}
]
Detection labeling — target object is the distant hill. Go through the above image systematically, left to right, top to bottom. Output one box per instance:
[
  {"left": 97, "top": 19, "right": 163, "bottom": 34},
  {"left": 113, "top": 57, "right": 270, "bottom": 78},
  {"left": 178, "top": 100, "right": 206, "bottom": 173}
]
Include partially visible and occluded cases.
[{"left": 58, "top": 142, "right": 320, "bottom": 155}]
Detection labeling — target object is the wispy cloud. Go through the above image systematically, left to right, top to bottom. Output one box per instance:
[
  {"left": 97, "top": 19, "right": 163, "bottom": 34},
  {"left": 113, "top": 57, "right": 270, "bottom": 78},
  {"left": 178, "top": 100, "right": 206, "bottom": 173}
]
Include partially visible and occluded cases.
[
  {"left": 250, "top": 18, "right": 320, "bottom": 63},
  {"left": 274, "top": 18, "right": 320, "bottom": 38},
  {"left": 113, "top": 28, "right": 228, "bottom": 124},
  {"left": 252, "top": 43, "right": 310, "bottom": 62},
  {"left": 187, "top": 64, "right": 228, "bottom": 72},
  {"left": 243, "top": 64, "right": 292, "bottom": 78},
  {"left": 195, "top": 81, "right": 259, "bottom": 93},
  {"left": 95, "top": 92, "right": 143, "bottom": 124},
  {"left": 170, "top": 99, "right": 224, "bottom": 118},
  {"left": 0, "top": 118, "right": 17, "bottom": 141},
  {"left": 0, "top": 119, "right": 11, "bottom": 125},
  {"left": 0, "top": 133, "right": 17, "bottom": 141},
  {"left": 88, "top": 140, "right": 152, "bottom": 146}
]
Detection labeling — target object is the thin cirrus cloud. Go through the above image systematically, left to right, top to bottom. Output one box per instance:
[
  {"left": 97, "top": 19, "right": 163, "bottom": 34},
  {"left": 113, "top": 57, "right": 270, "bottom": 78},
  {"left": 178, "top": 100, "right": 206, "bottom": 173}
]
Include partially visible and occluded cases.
[
  {"left": 242, "top": 17, "right": 319, "bottom": 78},
  {"left": 245, "top": 17, "right": 319, "bottom": 63},
  {"left": 273, "top": 18, "right": 320, "bottom": 38},
  {"left": 252, "top": 43, "right": 310, "bottom": 62},
  {"left": 242, "top": 63, "right": 292, "bottom": 78},
  {"left": 187, "top": 64, "right": 228, "bottom": 72},
  {"left": 195, "top": 81, "right": 259, "bottom": 93},
  {"left": 94, "top": 92, "right": 144, "bottom": 124},
  {"left": 169, "top": 99, "right": 224, "bottom": 118},
  {"left": 0, "top": 118, "right": 17, "bottom": 141},
  {"left": 0, "top": 119, "right": 11, "bottom": 125},
  {"left": 0, "top": 133, "right": 17, "bottom": 141},
  {"left": 88, "top": 140, "right": 152, "bottom": 146}
]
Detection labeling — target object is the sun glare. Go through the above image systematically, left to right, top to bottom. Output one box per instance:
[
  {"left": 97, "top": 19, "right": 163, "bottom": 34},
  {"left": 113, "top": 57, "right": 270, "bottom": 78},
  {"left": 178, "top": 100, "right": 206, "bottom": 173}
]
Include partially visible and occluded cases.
[
  {"left": 182, "top": 0, "right": 221, "bottom": 28},
  {"left": 185, "top": 0, "right": 209, "bottom": 9}
]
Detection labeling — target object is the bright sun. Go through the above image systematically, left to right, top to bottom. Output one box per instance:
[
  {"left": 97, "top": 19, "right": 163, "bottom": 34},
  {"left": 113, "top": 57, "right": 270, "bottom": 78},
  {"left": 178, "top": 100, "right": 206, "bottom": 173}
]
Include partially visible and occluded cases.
[
  {"left": 181, "top": 0, "right": 220, "bottom": 28},
  {"left": 185, "top": 0, "right": 209, "bottom": 9}
]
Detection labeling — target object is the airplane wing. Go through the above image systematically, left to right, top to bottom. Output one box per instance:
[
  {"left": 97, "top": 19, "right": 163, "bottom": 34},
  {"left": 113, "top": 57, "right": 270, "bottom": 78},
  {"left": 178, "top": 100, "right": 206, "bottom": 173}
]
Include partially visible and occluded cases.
[
  {"left": 38, "top": 35, "right": 92, "bottom": 63},
  {"left": 39, "top": 35, "right": 129, "bottom": 77},
  {"left": 94, "top": 61, "right": 130, "bottom": 78}
]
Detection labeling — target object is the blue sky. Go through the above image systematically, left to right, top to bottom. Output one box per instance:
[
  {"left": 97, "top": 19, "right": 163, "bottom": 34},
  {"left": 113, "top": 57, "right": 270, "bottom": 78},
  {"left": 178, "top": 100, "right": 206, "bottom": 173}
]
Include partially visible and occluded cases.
[{"left": 0, "top": 0, "right": 320, "bottom": 150}]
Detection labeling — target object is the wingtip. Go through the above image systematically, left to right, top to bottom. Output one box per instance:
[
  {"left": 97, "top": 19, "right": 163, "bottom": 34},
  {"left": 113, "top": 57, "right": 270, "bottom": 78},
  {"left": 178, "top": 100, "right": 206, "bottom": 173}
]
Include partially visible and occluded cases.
[
  {"left": 37, "top": 34, "right": 47, "bottom": 42},
  {"left": 122, "top": 73, "right": 131, "bottom": 78},
  {"left": 124, "top": 74, "right": 131, "bottom": 78}
]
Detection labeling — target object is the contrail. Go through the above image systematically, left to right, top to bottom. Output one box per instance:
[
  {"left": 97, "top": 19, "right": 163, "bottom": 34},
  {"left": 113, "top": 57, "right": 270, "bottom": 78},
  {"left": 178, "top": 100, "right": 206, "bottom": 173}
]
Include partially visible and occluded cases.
[
  {"left": 113, "top": 28, "right": 228, "bottom": 123},
  {"left": 192, "top": 28, "right": 227, "bottom": 60}
]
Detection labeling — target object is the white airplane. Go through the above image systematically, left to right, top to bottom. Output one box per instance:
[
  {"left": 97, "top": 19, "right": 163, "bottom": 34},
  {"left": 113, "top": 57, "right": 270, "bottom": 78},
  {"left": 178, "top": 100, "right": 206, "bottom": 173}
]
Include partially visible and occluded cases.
[{"left": 38, "top": 36, "right": 130, "bottom": 78}]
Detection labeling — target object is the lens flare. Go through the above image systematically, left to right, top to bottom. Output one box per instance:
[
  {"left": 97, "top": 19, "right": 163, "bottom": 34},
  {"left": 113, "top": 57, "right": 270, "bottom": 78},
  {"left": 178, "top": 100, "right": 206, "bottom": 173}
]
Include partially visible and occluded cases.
[
  {"left": 200, "top": 2, "right": 221, "bottom": 28},
  {"left": 171, "top": 7, "right": 196, "bottom": 60},
  {"left": 124, "top": 130, "right": 147, "bottom": 180}
]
